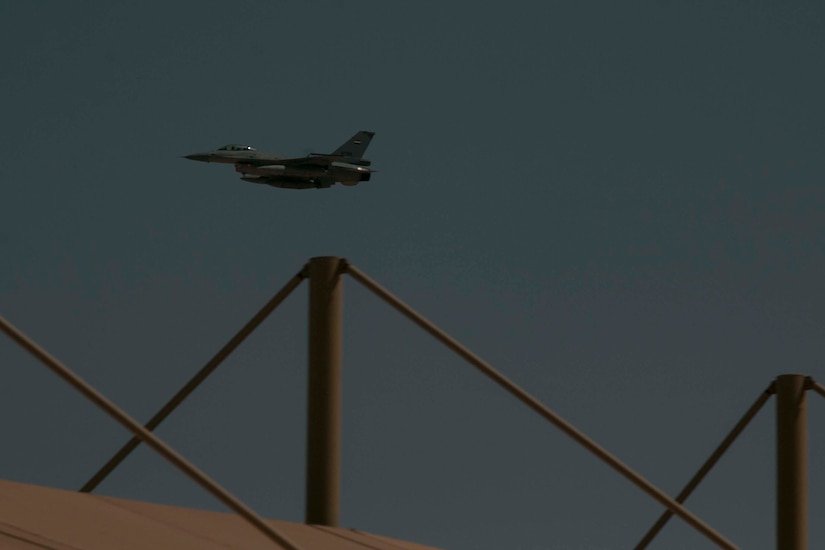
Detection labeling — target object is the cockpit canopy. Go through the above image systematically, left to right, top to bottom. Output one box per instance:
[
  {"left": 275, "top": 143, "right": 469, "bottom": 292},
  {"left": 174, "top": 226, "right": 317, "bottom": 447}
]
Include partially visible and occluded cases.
[{"left": 217, "top": 144, "right": 256, "bottom": 151}]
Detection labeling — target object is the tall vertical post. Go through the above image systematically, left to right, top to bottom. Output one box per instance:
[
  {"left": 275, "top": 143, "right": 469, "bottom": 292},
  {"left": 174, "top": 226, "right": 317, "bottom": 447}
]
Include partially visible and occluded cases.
[
  {"left": 305, "top": 256, "right": 343, "bottom": 526},
  {"left": 776, "top": 374, "right": 808, "bottom": 550}
]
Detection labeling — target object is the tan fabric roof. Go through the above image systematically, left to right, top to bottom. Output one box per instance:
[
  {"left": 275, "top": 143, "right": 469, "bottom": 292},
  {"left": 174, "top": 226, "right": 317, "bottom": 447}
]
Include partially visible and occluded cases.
[{"left": 0, "top": 479, "right": 440, "bottom": 550}]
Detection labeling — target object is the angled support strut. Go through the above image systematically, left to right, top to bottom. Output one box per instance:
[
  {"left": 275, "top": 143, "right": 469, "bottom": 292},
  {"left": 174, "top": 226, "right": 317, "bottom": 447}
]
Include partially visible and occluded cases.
[
  {"left": 345, "top": 263, "right": 738, "bottom": 550},
  {"left": 80, "top": 267, "right": 307, "bottom": 492},
  {"left": 0, "top": 315, "right": 305, "bottom": 550},
  {"left": 809, "top": 379, "right": 825, "bottom": 400},
  {"left": 635, "top": 384, "right": 775, "bottom": 549}
]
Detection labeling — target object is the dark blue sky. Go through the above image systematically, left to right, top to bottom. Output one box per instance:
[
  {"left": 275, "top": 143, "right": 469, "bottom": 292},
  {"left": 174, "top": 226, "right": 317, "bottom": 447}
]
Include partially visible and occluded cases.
[{"left": 2, "top": 2, "right": 824, "bottom": 548}]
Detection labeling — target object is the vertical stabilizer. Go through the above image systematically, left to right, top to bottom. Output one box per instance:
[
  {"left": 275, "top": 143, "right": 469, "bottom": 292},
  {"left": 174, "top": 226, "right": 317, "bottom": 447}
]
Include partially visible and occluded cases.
[{"left": 331, "top": 131, "right": 375, "bottom": 159}]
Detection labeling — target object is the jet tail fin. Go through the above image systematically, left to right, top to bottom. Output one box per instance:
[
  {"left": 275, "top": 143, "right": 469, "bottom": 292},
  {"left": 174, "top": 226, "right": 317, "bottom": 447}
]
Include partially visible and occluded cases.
[{"left": 331, "top": 131, "right": 375, "bottom": 159}]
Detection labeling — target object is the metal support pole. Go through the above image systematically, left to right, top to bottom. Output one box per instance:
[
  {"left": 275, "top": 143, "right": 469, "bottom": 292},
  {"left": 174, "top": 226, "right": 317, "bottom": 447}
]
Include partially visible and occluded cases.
[
  {"left": 305, "top": 257, "right": 344, "bottom": 526},
  {"left": 0, "top": 315, "right": 305, "bottom": 550},
  {"left": 776, "top": 374, "right": 808, "bottom": 550}
]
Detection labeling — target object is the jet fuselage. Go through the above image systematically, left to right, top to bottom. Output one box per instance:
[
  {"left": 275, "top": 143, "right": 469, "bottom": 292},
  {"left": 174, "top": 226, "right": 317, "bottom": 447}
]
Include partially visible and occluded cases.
[{"left": 184, "top": 131, "right": 375, "bottom": 190}]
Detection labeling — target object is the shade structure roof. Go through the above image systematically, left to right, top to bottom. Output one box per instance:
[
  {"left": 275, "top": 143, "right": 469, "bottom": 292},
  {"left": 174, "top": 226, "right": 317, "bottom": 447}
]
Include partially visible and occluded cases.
[{"left": 0, "top": 479, "right": 440, "bottom": 550}]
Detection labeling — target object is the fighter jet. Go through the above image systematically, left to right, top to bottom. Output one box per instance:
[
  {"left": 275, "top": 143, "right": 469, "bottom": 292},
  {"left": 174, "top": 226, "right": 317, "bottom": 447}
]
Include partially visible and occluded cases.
[{"left": 184, "top": 131, "right": 375, "bottom": 189}]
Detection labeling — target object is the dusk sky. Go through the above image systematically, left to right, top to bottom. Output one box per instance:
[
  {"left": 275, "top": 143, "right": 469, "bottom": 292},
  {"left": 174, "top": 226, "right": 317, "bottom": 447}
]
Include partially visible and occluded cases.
[{"left": 1, "top": 2, "right": 824, "bottom": 548}]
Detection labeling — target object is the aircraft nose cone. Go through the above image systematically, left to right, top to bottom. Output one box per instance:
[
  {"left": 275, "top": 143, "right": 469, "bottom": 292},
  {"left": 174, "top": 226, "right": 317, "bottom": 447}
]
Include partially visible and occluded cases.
[{"left": 184, "top": 153, "right": 210, "bottom": 162}]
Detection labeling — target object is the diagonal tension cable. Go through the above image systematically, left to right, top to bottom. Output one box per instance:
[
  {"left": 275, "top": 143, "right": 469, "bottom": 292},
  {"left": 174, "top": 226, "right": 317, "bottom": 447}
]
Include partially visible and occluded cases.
[
  {"left": 344, "top": 263, "right": 738, "bottom": 550},
  {"left": 80, "top": 267, "right": 307, "bottom": 493},
  {"left": 634, "top": 383, "right": 775, "bottom": 549}
]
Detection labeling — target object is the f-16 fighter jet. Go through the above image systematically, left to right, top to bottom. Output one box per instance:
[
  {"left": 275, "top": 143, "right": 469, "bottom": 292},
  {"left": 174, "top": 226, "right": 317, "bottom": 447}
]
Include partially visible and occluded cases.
[{"left": 184, "top": 131, "right": 375, "bottom": 189}]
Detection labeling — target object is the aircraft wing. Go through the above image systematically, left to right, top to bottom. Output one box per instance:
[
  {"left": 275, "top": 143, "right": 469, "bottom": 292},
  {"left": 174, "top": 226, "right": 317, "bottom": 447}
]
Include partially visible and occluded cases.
[{"left": 273, "top": 156, "right": 336, "bottom": 167}]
